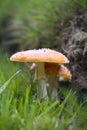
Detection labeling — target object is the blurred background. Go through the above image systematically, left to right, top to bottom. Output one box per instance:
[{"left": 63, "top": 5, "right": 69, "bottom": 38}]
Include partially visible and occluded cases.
[{"left": 0, "top": 0, "right": 87, "bottom": 55}]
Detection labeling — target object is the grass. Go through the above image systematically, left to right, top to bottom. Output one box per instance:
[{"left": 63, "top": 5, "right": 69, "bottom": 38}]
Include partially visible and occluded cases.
[{"left": 0, "top": 53, "right": 87, "bottom": 130}]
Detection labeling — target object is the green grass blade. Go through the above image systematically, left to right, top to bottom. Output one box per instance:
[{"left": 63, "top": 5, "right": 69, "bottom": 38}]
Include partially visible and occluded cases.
[
  {"left": 0, "top": 70, "right": 21, "bottom": 94},
  {"left": 58, "top": 89, "right": 72, "bottom": 118},
  {"left": 38, "top": 100, "right": 59, "bottom": 118}
]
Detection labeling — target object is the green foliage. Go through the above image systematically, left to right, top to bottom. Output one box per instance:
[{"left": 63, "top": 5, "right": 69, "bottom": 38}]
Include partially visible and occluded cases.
[
  {"left": 0, "top": 0, "right": 87, "bottom": 43},
  {"left": 0, "top": 0, "right": 87, "bottom": 51},
  {"left": 0, "top": 0, "right": 55, "bottom": 39},
  {"left": 78, "top": 0, "right": 87, "bottom": 9},
  {"left": 0, "top": 53, "right": 87, "bottom": 130},
  {"left": 0, "top": 70, "right": 21, "bottom": 94}
]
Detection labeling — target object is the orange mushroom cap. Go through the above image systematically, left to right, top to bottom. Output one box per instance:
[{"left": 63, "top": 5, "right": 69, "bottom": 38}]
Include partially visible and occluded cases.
[
  {"left": 10, "top": 48, "right": 69, "bottom": 64},
  {"left": 10, "top": 49, "right": 71, "bottom": 79},
  {"left": 57, "top": 64, "right": 71, "bottom": 79}
]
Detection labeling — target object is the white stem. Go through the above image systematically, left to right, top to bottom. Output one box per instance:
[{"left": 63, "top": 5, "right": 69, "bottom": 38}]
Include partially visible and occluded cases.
[
  {"left": 34, "top": 62, "right": 48, "bottom": 99},
  {"left": 35, "top": 62, "right": 46, "bottom": 80},
  {"left": 47, "top": 75, "right": 59, "bottom": 101},
  {"left": 36, "top": 78, "right": 48, "bottom": 99}
]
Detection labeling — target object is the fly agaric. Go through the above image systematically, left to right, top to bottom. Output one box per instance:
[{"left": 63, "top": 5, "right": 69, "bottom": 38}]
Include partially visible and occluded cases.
[{"left": 10, "top": 48, "right": 71, "bottom": 99}]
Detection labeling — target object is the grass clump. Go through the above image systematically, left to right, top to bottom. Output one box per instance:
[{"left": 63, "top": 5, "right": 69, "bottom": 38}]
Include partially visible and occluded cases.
[{"left": 0, "top": 53, "right": 87, "bottom": 130}]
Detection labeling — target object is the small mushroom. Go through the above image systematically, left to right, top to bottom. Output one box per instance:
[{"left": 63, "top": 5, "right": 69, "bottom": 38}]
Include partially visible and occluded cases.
[
  {"left": 10, "top": 48, "right": 70, "bottom": 99},
  {"left": 44, "top": 63, "right": 71, "bottom": 79}
]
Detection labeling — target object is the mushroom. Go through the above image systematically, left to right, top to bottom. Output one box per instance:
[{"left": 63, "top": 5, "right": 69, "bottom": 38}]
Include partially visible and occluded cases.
[{"left": 10, "top": 48, "right": 71, "bottom": 100}]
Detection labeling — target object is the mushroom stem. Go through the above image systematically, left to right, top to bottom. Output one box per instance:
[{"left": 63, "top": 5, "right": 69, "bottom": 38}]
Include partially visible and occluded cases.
[
  {"left": 34, "top": 62, "right": 48, "bottom": 99},
  {"left": 35, "top": 62, "right": 46, "bottom": 80},
  {"left": 47, "top": 75, "right": 58, "bottom": 101},
  {"left": 36, "top": 78, "right": 48, "bottom": 99}
]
